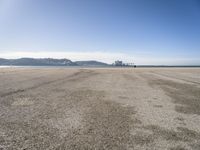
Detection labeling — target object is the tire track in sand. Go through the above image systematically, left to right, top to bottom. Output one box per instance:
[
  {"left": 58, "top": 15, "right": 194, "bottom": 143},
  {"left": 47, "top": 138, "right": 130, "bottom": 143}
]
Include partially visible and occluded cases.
[{"left": 0, "top": 70, "right": 97, "bottom": 98}]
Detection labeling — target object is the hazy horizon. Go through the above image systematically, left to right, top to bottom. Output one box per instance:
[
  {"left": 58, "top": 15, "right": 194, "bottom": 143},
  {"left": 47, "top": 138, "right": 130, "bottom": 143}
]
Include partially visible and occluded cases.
[
  {"left": 0, "top": 0, "right": 200, "bottom": 65},
  {"left": 1, "top": 51, "right": 200, "bottom": 66}
]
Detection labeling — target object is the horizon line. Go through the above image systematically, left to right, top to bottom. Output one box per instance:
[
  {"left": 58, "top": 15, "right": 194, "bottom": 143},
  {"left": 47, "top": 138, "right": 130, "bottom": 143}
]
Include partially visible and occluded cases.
[{"left": 0, "top": 51, "right": 200, "bottom": 66}]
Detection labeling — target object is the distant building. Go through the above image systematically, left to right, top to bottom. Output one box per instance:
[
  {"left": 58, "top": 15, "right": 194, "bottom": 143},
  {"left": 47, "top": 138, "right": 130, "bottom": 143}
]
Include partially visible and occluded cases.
[
  {"left": 113, "top": 60, "right": 136, "bottom": 67},
  {"left": 114, "top": 60, "right": 123, "bottom": 66}
]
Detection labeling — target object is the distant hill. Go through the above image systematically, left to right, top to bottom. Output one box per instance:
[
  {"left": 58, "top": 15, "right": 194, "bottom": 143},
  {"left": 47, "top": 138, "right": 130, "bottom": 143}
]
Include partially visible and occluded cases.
[
  {"left": 0, "top": 58, "right": 108, "bottom": 66},
  {"left": 0, "top": 58, "right": 76, "bottom": 66},
  {"left": 75, "top": 61, "right": 108, "bottom": 66}
]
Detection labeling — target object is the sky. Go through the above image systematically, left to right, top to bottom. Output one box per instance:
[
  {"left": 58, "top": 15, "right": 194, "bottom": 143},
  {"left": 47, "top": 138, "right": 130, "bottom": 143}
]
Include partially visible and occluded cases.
[{"left": 0, "top": 0, "right": 200, "bottom": 65}]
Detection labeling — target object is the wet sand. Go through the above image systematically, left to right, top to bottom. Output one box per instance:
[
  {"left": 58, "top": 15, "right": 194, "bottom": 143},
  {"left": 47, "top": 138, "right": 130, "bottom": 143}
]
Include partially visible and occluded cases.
[{"left": 0, "top": 68, "right": 200, "bottom": 150}]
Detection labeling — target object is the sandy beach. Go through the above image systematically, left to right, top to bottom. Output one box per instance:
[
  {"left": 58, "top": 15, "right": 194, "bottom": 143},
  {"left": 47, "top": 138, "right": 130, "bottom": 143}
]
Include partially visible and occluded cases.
[{"left": 0, "top": 67, "right": 200, "bottom": 150}]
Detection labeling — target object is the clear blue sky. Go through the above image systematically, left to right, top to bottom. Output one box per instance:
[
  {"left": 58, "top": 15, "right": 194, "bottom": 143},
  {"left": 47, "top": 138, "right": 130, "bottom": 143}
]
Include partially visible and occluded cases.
[{"left": 0, "top": 0, "right": 200, "bottom": 65}]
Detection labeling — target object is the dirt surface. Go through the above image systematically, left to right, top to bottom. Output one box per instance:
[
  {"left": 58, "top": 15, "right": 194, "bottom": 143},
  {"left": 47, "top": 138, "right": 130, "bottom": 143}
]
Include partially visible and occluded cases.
[{"left": 0, "top": 67, "right": 200, "bottom": 150}]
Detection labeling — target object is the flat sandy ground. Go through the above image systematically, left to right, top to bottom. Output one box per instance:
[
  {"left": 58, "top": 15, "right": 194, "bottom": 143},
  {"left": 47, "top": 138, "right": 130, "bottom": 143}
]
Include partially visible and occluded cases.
[{"left": 0, "top": 68, "right": 200, "bottom": 150}]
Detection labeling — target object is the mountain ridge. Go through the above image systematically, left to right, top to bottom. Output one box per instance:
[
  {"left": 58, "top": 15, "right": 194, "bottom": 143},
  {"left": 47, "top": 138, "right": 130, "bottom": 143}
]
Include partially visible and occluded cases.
[{"left": 0, "top": 58, "right": 109, "bottom": 66}]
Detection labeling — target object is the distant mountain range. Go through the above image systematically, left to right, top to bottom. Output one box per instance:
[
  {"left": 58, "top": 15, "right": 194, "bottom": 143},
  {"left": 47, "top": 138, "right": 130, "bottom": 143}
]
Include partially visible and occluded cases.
[{"left": 0, "top": 58, "right": 109, "bottom": 66}]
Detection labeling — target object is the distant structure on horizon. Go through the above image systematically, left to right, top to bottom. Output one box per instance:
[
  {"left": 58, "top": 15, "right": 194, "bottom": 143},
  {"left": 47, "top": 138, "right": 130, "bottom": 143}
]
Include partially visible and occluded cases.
[
  {"left": 113, "top": 60, "right": 136, "bottom": 67},
  {"left": 114, "top": 60, "right": 123, "bottom": 66}
]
